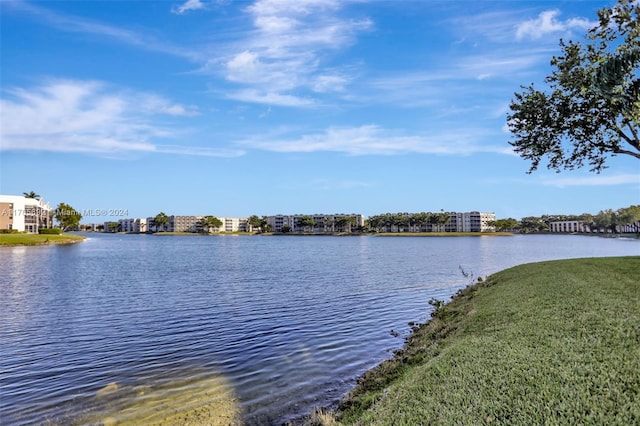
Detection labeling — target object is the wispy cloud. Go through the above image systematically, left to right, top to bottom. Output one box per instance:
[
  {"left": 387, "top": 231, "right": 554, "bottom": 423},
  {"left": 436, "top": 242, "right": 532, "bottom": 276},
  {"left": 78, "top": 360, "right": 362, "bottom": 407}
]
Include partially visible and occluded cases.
[
  {"left": 172, "top": 0, "right": 206, "bottom": 15},
  {"left": 208, "top": 0, "right": 371, "bottom": 106},
  {"left": 5, "top": 1, "right": 202, "bottom": 61},
  {"left": 516, "top": 9, "right": 594, "bottom": 41},
  {"left": 0, "top": 79, "right": 243, "bottom": 157},
  {"left": 227, "top": 89, "right": 315, "bottom": 107},
  {"left": 239, "top": 125, "right": 511, "bottom": 156},
  {"left": 542, "top": 174, "right": 640, "bottom": 188}
]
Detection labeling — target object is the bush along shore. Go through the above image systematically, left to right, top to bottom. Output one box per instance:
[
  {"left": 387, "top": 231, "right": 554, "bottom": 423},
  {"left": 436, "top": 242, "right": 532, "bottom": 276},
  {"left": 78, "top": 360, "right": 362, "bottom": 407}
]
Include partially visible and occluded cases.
[
  {"left": 0, "top": 233, "right": 86, "bottom": 246},
  {"left": 312, "top": 257, "right": 639, "bottom": 425}
]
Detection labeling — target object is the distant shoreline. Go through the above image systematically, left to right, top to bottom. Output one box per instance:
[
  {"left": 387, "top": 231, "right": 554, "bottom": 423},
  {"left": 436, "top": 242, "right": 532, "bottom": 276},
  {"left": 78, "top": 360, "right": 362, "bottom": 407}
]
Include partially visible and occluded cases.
[
  {"left": 76, "top": 231, "right": 639, "bottom": 238},
  {"left": 0, "top": 233, "right": 86, "bottom": 247}
]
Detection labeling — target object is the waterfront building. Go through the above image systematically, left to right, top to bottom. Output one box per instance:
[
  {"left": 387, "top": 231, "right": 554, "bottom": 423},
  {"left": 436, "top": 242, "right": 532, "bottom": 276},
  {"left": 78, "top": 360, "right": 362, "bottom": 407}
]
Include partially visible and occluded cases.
[
  {"left": 0, "top": 194, "right": 52, "bottom": 233},
  {"left": 374, "top": 211, "right": 495, "bottom": 233},
  {"left": 440, "top": 211, "right": 496, "bottom": 233},
  {"left": 266, "top": 214, "right": 365, "bottom": 233},
  {"left": 134, "top": 216, "right": 249, "bottom": 233},
  {"left": 219, "top": 217, "right": 250, "bottom": 233},
  {"left": 118, "top": 218, "right": 147, "bottom": 233},
  {"left": 549, "top": 220, "right": 589, "bottom": 233}
]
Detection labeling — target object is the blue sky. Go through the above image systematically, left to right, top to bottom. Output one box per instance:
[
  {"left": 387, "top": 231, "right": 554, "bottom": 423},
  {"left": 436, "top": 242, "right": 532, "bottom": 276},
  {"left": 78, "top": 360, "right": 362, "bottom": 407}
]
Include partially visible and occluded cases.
[{"left": 1, "top": 0, "right": 638, "bottom": 222}]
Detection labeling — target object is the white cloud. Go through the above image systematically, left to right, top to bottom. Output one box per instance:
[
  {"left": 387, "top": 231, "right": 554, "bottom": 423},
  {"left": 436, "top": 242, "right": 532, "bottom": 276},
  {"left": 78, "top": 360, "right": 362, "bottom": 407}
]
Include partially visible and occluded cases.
[
  {"left": 172, "top": 0, "right": 206, "bottom": 15},
  {"left": 214, "top": 0, "right": 371, "bottom": 106},
  {"left": 7, "top": 1, "right": 201, "bottom": 60},
  {"left": 516, "top": 9, "right": 593, "bottom": 41},
  {"left": 312, "top": 74, "right": 349, "bottom": 93},
  {"left": 0, "top": 79, "right": 242, "bottom": 158},
  {"left": 227, "top": 89, "right": 314, "bottom": 107},
  {"left": 239, "top": 125, "right": 511, "bottom": 156},
  {"left": 542, "top": 174, "right": 640, "bottom": 188}
]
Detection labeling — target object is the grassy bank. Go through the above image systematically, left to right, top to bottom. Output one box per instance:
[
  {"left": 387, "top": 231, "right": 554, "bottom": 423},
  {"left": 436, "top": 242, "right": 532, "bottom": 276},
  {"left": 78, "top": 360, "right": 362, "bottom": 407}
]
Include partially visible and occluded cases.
[
  {"left": 0, "top": 233, "right": 86, "bottom": 246},
  {"left": 333, "top": 257, "right": 639, "bottom": 425}
]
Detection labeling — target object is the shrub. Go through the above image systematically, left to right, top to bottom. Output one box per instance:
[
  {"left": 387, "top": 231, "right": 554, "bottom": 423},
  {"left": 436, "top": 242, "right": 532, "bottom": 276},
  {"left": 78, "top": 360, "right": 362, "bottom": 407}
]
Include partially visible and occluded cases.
[
  {"left": 39, "top": 228, "right": 63, "bottom": 235},
  {"left": 0, "top": 229, "right": 19, "bottom": 234}
]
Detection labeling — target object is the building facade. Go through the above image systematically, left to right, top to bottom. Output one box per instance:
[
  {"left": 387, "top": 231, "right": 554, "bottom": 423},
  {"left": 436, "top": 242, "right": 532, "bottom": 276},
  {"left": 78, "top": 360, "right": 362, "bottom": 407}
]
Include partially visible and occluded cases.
[
  {"left": 0, "top": 195, "right": 52, "bottom": 233},
  {"left": 373, "top": 211, "right": 495, "bottom": 233},
  {"left": 445, "top": 212, "right": 495, "bottom": 232},
  {"left": 266, "top": 213, "right": 365, "bottom": 233},
  {"left": 118, "top": 218, "right": 147, "bottom": 233},
  {"left": 549, "top": 221, "right": 588, "bottom": 233}
]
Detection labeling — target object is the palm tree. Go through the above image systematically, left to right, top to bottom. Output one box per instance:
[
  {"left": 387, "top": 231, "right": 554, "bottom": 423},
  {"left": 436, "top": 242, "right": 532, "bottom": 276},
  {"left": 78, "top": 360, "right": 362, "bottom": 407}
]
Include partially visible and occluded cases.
[{"left": 23, "top": 191, "right": 40, "bottom": 199}]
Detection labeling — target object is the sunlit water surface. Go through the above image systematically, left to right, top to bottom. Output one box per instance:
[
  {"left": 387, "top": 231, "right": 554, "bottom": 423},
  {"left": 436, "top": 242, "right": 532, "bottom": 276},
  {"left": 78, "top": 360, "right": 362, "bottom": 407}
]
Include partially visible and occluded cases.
[{"left": 1, "top": 234, "right": 638, "bottom": 424}]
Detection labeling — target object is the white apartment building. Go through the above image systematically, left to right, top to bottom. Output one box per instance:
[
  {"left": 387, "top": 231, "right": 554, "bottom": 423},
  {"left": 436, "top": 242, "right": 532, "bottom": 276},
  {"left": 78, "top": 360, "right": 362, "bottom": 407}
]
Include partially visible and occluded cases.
[
  {"left": 0, "top": 195, "right": 52, "bottom": 233},
  {"left": 375, "top": 211, "right": 495, "bottom": 233},
  {"left": 447, "top": 212, "right": 496, "bottom": 233},
  {"left": 266, "top": 213, "right": 365, "bottom": 233},
  {"left": 138, "top": 215, "right": 249, "bottom": 233},
  {"left": 218, "top": 217, "right": 250, "bottom": 233},
  {"left": 118, "top": 218, "right": 147, "bottom": 233},
  {"left": 549, "top": 221, "right": 588, "bottom": 233}
]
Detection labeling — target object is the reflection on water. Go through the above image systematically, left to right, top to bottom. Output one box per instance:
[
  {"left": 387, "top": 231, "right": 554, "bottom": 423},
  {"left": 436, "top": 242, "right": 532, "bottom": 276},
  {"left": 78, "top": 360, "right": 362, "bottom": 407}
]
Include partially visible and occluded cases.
[{"left": 0, "top": 234, "right": 637, "bottom": 425}]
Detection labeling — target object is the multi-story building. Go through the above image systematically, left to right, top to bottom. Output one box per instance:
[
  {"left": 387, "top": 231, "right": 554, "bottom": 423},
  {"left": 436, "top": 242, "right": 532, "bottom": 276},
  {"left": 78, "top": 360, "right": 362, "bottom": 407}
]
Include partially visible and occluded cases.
[
  {"left": 0, "top": 195, "right": 52, "bottom": 233},
  {"left": 374, "top": 211, "right": 495, "bottom": 233},
  {"left": 462, "top": 211, "right": 495, "bottom": 232},
  {"left": 266, "top": 213, "right": 365, "bottom": 233},
  {"left": 141, "top": 215, "right": 250, "bottom": 233},
  {"left": 218, "top": 217, "right": 250, "bottom": 233},
  {"left": 118, "top": 218, "right": 147, "bottom": 233},
  {"left": 549, "top": 221, "right": 588, "bottom": 233}
]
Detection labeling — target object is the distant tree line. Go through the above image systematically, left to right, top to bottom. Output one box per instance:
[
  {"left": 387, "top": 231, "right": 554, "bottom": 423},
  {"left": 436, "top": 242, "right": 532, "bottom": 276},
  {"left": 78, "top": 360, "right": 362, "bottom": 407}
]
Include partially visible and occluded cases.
[{"left": 492, "top": 205, "right": 640, "bottom": 234}]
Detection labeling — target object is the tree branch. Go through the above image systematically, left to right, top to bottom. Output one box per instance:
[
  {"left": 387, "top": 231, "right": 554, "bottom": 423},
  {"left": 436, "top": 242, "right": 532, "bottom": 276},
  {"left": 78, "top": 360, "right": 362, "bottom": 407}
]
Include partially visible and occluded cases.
[
  {"left": 626, "top": 122, "right": 640, "bottom": 149},
  {"left": 614, "top": 124, "right": 640, "bottom": 152},
  {"left": 613, "top": 147, "right": 640, "bottom": 160}
]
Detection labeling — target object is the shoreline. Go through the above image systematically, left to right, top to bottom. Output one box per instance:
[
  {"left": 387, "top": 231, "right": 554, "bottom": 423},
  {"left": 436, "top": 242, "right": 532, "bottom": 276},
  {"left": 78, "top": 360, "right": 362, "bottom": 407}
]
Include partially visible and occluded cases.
[
  {"left": 0, "top": 233, "right": 86, "bottom": 246},
  {"left": 325, "top": 256, "right": 640, "bottom": 425}
]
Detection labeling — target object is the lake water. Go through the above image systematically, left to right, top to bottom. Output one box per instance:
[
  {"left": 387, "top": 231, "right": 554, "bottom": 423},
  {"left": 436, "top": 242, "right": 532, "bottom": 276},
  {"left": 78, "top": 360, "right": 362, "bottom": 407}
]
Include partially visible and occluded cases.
[{"left": 1, "top": 234, "right": 638, "bottom": 425}]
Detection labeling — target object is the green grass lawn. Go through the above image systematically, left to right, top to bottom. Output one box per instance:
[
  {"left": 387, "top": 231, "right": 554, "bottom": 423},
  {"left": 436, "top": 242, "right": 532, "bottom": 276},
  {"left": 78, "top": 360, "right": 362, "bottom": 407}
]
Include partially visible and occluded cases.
[
  {"left": 0, "top": 233, "right": 86, "bottom": 246},
  {"left": 334, "top": 257, "right": 640, "bottom": 425}
]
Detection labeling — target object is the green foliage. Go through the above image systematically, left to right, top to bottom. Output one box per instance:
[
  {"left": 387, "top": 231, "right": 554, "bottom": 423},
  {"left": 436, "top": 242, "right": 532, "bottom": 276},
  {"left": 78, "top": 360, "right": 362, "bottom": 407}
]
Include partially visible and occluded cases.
[
  {"left": 508, "top": 0, "right": 640, "bottom": 173},
  {"left": 22, "top": 191, "right": 40, "bottom": 199},
  {"left": 54, "top": 202, "right": 82, "bottom": 232},
  {"left": 151, "top": 212, "right": 169, "bottom": 232},
  {"left": 367, "top": 212, "right": 452, "bottom": 233},
  {"left": 247, "top": 214, "right": 264, "bottom": 232},
  {"left": 200, "top": 215, "right": 223, "bottom": 233},
  {"left": 296, "top": 215, "right": 317, "bottom": 232},
  {"left": 335, "top": 216, "right": 357, "bottom": 233},
  {"left": 518, "top": 216, "right": 549, "bottom": 233},
  {"left": 491, "top": 218, "right": 519, "bottom": 231},
  {"left": 105, "top": 222, "right": 120, "bottom": 233},
  {"left": 38, "top": 228, "right": 62, "bottom": 235},
  {"left": 0, "top": 229, "right": 19, "bottom": 234},
  {"left": 338, "top": 257, "right": 640, "bottom": 425},
  {"left": 427, "top": 297, "right": 445, "bottom": 317}
]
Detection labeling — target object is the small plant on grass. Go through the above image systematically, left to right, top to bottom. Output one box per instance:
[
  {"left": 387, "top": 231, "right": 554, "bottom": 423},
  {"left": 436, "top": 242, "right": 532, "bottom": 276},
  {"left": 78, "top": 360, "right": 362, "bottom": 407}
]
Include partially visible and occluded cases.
[{"left": 428, "top": 297, "right": 445, "bottom": 317}]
